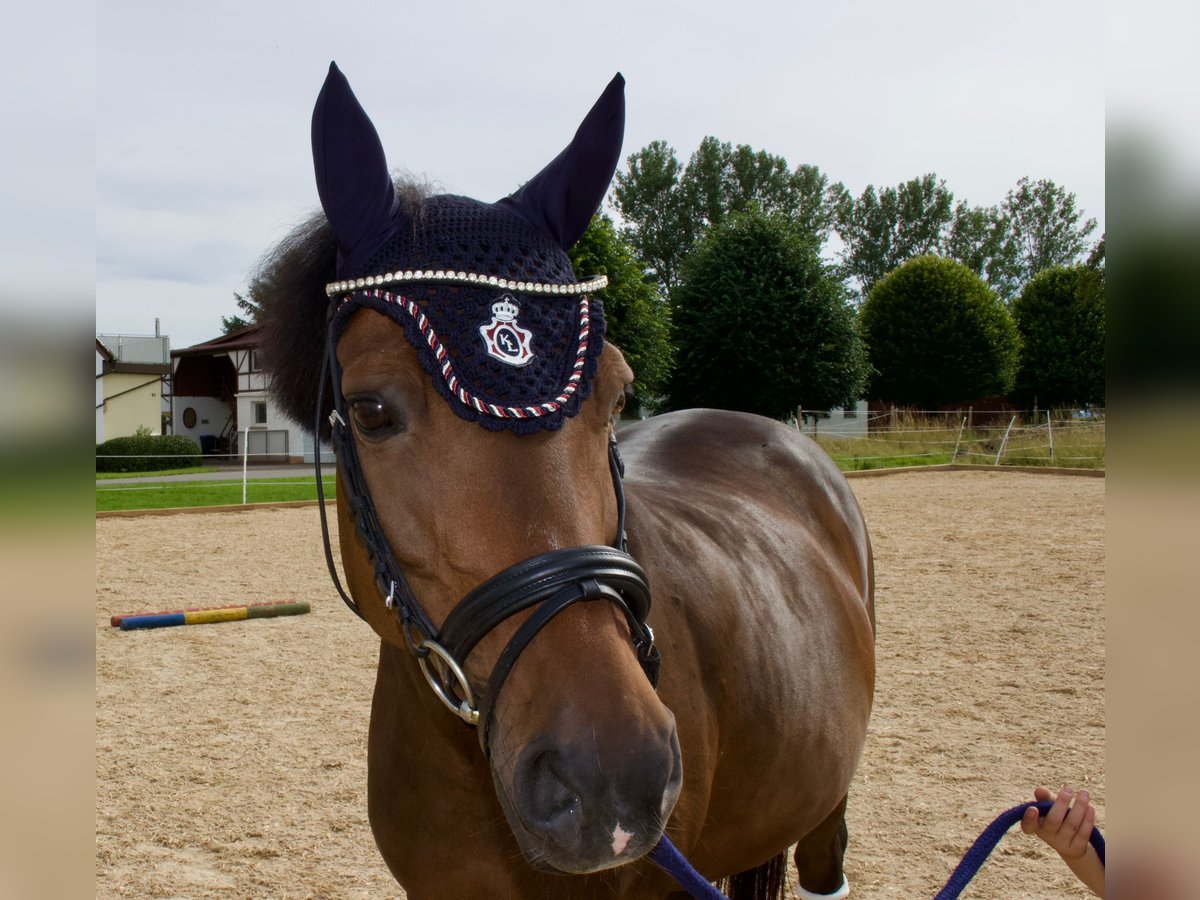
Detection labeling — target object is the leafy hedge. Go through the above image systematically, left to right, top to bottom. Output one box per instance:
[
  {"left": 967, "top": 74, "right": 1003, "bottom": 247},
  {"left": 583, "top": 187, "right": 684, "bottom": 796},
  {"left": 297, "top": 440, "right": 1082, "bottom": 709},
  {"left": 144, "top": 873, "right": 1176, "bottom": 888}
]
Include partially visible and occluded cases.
[
  {"left": 860, "top": 255, "right": 1020, "bottom": 408},
  {"left": 1011, "top": 264, "right": 1105, "bottom": 408},
  {"left": 96, "top": 434, "right": 202, "bottom": 473}
]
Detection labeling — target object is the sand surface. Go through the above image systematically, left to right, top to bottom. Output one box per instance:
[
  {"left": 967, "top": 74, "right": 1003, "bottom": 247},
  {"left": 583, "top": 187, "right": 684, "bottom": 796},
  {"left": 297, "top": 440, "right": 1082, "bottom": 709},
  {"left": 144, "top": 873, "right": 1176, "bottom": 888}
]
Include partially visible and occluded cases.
[{"left": 96, "top": 470, "right": 1104, "bottom": 898}]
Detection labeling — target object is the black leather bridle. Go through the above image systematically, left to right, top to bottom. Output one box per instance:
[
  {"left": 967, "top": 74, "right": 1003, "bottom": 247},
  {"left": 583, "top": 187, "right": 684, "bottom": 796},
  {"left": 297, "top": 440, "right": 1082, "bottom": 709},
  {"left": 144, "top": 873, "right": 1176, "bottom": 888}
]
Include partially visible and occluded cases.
[{"left": 313, "top": 298, "right": 660, "bottom": 756}]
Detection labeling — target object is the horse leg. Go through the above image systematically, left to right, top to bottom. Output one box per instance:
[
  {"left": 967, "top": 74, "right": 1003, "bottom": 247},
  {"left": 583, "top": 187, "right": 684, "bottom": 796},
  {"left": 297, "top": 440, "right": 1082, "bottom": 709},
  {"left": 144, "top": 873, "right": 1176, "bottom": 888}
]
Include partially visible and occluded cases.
[{"left": 793, "top": 794, "right": 851, "bottom": 899}]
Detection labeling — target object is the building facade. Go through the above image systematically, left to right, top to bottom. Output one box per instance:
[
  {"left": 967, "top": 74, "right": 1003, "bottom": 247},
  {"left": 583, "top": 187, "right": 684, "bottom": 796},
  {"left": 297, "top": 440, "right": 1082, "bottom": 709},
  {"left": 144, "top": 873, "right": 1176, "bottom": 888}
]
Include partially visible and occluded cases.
[
  {"left": 170, "top": 327, "right": 327, "bottom": 463},
  {"left": 95, "top": 333, "right": 171, "bottom": 442}
]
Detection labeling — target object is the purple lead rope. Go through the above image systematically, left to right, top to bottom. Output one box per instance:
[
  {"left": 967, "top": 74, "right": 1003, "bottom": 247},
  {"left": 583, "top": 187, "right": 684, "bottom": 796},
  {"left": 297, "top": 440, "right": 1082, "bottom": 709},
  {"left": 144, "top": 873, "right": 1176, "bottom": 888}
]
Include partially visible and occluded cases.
[
  {"left": 648, "top": 800, "right": 1106, "bottom": 900},
  {"left": 933, "top": 800, "right": 1105, "bottom": 899},
  {"left": 648, "top": 835, "right": 728, "bottom": 900}
]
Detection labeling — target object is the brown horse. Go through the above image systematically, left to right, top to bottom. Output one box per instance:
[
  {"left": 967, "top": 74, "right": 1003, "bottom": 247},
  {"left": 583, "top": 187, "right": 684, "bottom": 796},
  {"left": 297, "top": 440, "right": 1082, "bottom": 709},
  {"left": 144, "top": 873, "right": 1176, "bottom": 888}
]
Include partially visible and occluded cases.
[{"left": 258, "top": 64, "right": 874, "bottom": 900}]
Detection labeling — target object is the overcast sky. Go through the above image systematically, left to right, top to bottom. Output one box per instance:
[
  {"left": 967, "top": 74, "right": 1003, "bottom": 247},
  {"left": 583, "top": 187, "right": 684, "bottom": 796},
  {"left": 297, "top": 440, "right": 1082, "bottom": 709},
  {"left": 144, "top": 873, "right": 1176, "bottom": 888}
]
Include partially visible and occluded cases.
[{"left": 93, "top": 0, "right": 1107, "bottom": 349}]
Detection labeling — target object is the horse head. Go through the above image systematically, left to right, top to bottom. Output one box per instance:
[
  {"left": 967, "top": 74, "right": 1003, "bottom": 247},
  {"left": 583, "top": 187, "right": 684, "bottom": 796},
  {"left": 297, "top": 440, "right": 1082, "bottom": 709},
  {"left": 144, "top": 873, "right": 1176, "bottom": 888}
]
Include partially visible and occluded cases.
[{"left": 264, "top": 63, "right": 681, "bottom": 875}]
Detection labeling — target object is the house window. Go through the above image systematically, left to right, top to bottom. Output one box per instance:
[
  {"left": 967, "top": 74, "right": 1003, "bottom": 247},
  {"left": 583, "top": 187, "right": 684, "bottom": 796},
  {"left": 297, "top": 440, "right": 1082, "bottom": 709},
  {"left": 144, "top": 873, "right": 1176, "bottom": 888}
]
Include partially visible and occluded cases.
[
  {"left": 249, "top": 349, "right": 262, "bottom": 372},
  {"left": 252, "top": 400, "right": 268, "bottom": 425}
]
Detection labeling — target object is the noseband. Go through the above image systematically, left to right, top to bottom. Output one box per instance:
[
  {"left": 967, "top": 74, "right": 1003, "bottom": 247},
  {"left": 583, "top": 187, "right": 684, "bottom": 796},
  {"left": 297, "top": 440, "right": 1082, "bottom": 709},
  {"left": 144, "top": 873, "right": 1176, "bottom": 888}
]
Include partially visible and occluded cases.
[{"left": 314, "top": 300, "right": 660, "bottom": 756}]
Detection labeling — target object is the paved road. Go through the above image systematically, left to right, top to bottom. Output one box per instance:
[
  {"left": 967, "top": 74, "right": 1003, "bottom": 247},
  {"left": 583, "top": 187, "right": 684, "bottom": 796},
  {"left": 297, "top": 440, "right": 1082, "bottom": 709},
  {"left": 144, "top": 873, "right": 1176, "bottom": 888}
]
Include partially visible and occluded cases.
[{"left": 97, "top": 465, "right": 335, "bottom": 486}]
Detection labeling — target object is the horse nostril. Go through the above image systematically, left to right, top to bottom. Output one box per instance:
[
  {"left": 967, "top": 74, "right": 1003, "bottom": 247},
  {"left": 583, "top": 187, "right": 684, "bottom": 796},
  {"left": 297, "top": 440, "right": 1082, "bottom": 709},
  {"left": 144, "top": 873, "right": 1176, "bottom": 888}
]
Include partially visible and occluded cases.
[{"left": 526, "top": 753, "right": 581, "bottom": 827}]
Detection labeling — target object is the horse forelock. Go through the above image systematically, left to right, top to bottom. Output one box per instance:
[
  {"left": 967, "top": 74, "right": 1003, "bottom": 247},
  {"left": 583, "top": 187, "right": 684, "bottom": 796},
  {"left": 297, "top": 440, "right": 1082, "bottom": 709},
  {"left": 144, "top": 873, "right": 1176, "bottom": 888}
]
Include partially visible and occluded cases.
[{"left": 255, "top": 180, "right": 429, "bottom": 438}]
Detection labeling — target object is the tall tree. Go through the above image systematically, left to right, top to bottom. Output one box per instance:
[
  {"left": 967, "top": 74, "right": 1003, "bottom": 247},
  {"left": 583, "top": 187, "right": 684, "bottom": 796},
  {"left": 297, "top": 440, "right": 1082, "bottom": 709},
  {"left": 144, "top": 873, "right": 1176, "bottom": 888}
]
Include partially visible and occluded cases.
[
  {"left": 613, "top": 138, "right": 844, "bottom": 300},
  {"left": 611, "top": 140, "right": 693, "bottom": 300},
  {"left": 788, "top": 163, "right": 847, "bottom": 244},
  {"left": 835, "top": 174, "right": 955, "bottom": 298},
  {"left": 1001, "top": 176, "right": 1098, "bottom": 286},
  {"left": 944, "top": 201, "right": 1022, "bottom": 299},
  {"left": 668, "top": 209, "right": 867, "bottom": 418},
  {"left": 568, "top": 214, "right": 673, "bottom": 409},
  {"left": 1086, "top": 233, "right": 1105, "bottom": 274},
  {"left": 859, "top": 255, "right": 1020, "bottom": 407},
  {"left": 1011, "top": 265, "right": 1105, "bottom": 408},
  {"left": 220, "top": 291, "right": 261, "bottom": 334}
]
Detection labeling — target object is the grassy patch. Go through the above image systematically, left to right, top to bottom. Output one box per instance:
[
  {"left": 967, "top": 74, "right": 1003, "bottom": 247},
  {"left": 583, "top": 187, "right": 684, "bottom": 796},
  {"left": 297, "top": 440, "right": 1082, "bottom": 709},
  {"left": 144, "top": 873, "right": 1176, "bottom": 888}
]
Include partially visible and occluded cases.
[
  {"left": 95, "top": 466, "right": 220, "bottom": 480},
  {"left": 97, "top": 476, "right": 336, "bottom": 512}
]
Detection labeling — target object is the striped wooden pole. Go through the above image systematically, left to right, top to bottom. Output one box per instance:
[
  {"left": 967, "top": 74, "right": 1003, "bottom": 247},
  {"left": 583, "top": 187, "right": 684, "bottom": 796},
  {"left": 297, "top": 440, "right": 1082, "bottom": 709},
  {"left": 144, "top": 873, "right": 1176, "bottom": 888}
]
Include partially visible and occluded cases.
[
  {"left": 110, "top": 599, "right": 296, "bottom": 627},
  {"left": 116, "top": 601, "right": 310, "bottom": 631}
]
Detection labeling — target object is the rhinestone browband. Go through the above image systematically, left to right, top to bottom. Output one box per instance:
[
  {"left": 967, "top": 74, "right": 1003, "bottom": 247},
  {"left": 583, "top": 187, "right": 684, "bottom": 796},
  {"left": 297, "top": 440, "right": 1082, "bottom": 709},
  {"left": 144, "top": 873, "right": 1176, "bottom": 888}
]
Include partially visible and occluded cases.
[{"left": 326, "top": 270, "right": 608, "bottom": 298}]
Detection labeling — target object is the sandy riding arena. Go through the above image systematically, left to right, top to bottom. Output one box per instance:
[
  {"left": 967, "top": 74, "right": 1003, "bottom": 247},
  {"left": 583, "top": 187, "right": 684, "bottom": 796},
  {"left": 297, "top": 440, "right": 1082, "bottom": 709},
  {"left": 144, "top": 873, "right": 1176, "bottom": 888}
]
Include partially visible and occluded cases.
[{"left": 96, "top": 470, "right": 1104, "bottom": 899}]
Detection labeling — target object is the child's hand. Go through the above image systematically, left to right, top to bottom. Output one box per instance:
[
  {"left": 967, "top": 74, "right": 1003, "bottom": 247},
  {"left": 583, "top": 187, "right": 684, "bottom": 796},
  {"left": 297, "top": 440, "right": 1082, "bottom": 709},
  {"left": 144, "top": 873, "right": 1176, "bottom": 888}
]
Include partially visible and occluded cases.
[
  {"left": 1021, "top": 785, "right": 1096, "bottom": 860},
  {"left": 1021, "top": 785, "right": 1105, "bottom": 896}
]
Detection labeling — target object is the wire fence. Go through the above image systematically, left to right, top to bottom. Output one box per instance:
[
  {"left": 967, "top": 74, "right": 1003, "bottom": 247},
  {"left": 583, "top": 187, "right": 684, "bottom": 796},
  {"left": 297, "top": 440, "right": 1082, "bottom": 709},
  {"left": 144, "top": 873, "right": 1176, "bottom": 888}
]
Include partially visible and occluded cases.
[{"left": 810, "top": 408, "right": 1105, "bottom": 470}]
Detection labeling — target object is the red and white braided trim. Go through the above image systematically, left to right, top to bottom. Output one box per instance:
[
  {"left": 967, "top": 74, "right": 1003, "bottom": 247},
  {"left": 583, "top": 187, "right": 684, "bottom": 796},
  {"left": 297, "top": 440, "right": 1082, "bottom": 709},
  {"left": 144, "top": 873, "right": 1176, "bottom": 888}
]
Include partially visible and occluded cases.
[{"left": 346, "top": 289, "right": 591, "bottom": 420}]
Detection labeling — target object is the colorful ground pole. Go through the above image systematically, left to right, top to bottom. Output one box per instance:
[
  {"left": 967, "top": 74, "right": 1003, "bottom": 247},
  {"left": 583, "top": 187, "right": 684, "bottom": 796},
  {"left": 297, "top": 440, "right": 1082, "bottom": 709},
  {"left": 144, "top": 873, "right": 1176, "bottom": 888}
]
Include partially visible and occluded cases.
[
  {"left": 111, "top": 599, "right": 296, "bottom": 628},
  {"left": 117, "top": 601, "right": 310, "bottom": 631}
]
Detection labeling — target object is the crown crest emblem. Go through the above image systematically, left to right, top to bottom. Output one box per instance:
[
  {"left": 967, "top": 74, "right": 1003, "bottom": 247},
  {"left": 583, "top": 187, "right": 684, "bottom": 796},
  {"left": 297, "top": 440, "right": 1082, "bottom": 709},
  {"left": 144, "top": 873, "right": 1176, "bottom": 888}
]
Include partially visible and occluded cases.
[
  {"left": 479, "top": 293, "right": 534, "bottom": 367},
  {"left": 491, "top": 297, "right": 520, "bottom": 322}
]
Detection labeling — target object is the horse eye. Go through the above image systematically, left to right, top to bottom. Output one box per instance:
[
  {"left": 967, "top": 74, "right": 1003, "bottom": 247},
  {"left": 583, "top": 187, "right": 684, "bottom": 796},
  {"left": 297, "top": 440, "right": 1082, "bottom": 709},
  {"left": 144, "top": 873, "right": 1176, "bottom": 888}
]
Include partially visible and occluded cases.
[
  {"left": 613, "top": 386, "right": 632, "bottom": 418},
  {"left": 349, "top": 397, "right": 401, "bottom": 437}
]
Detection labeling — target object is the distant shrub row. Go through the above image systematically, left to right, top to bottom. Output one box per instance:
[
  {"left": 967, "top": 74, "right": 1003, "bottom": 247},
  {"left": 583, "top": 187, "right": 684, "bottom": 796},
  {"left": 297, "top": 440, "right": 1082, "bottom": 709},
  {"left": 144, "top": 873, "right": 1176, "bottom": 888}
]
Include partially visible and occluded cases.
[{"left": 96, "top": 434, "right": 202, "bottom": 472}]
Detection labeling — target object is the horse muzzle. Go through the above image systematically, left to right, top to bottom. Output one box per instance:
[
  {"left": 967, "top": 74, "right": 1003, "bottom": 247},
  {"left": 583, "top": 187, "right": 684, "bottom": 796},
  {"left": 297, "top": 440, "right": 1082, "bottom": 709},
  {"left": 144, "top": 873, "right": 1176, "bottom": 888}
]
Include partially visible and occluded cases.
[{"left": 501, "top": 714, "right": 683, "bottom": 874}]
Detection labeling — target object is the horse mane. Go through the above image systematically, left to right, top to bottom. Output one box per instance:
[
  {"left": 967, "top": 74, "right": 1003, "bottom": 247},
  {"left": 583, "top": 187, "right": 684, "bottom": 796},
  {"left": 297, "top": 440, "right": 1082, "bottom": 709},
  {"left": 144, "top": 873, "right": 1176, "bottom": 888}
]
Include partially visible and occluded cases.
[{"left": 254, "top": 178, "right": 430, "bottom": 436}]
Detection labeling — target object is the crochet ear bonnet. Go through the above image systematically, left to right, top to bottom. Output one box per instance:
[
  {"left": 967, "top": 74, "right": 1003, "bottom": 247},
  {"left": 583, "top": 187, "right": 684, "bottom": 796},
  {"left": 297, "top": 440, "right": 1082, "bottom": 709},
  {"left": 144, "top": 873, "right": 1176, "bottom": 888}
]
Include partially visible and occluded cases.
[{"left": 313, "top": 63, "right": 624, "bottom": 434}]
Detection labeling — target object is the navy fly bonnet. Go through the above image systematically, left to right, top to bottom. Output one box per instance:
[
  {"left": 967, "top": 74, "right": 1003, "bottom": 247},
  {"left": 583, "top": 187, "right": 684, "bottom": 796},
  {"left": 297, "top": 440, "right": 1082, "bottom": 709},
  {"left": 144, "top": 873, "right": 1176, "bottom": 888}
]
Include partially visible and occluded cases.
[{"left": 313, "top": 63, "right": 625, "bottom": 434}]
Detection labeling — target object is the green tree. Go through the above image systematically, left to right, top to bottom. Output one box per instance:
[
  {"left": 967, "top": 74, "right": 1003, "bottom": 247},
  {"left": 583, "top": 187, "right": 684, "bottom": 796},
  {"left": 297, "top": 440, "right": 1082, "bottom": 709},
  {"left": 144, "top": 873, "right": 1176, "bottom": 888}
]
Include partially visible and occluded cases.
[
  {"left": 613, "top": 138, "right": 844, "bottom": 300},
  {"left": 681, "top": 138, "right": 844, "bottom": 237},
  {"left": 611, "top": 140, "right": 693, "bottom": 300},
  {"left": 835, "top": 174, "right": 955, "bottom": 297},
  {"left": 1001, "top": 177, "right": 1098, "bottom": 287},
  {"left": 945, "top": 201, "right": 1022, "bottom": 299},
  {"left": 668, "top": 209, "right": 868, "bottom": 419},
  {"left": 569, "top": 214, "right": 673, "bottom": 408},
  {"left": 1086, "top": 233, "right": 1105, "bottom": 275},
  {"left": 860, "top": 255, "right": 1020, "bottom": 407},
  {"left": 1011, "top": 265, "right": 1105, "bottom": 408},
  {"left": 221, "top": 290, "right": 261, "bottom": 334}
]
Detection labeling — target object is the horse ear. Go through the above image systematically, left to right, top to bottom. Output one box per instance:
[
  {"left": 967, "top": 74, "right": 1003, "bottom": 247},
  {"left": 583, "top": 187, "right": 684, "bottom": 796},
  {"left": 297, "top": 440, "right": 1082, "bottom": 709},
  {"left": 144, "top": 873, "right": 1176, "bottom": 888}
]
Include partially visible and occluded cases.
[
  {"left": 311, "top": 62, "right": 400, "bottom": 276},
  {"left": 500, "top": 73, "right": 625, "bottom": 250}
]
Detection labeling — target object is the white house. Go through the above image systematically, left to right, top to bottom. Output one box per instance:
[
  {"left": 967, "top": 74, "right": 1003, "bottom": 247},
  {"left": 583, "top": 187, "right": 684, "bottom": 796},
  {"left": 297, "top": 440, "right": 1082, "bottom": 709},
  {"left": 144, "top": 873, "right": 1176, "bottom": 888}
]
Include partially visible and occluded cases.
[{"left": 169, "top": 326, "right": 329, "bottom": 463}]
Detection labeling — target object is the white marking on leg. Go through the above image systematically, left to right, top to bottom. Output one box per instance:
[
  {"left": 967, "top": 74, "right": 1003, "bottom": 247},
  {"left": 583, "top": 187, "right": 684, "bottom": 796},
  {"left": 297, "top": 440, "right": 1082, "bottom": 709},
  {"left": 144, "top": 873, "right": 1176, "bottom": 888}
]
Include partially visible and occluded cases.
[{"left": 611, "top": 823, "right": 634, "bottom": 856}]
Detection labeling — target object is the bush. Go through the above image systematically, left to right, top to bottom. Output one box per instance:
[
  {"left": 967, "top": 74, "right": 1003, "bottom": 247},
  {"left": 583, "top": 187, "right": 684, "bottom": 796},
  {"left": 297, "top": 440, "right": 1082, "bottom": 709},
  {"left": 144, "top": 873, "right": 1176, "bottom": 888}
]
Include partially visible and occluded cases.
[
  {"left": 669, "top": 209, "right": 868, "bottom": 418},
  {"left": 860, "top": 255, "right": 1020, "bottom": 407},
  {"left": 1011, "top": 264, "right": 1104, "bottom": 407},
  {"left": 96, "top": 434, "right": 202, "bottom": 473}
]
